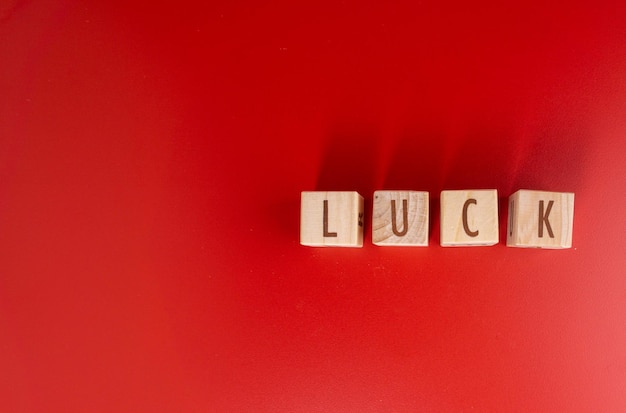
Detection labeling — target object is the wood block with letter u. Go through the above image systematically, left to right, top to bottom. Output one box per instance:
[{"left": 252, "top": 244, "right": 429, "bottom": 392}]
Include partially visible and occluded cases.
[
  {"left": 372, "top": 190, "right": 429, "bottom": 246},
  {"left": 300, "top": 191, "right": 364, "bottom": 247}
]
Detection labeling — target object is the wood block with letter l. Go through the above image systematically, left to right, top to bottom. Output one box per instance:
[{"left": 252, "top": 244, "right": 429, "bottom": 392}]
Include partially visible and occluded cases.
[
  {"left": 440, "top": 189, "right": 499, "bottom": 246},
  {"left": 507, "top": 189, "right": 575, "bottom": 249},
  {"left": 372, "top": 190, "right": 429, "bottom": 246},
  {"left": 300, "top": 191, "right": 364, "bottom": 247}
]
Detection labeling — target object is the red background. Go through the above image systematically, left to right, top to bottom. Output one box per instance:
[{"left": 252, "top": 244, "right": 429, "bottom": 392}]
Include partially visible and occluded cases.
[{"left": 2, "top": 1, "right": 626, "bottom": 411}]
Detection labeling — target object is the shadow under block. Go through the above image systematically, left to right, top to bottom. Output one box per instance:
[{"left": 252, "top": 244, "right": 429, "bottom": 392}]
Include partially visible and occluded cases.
[
  {"left": 440, "top": 189, "right": 499, "bottom": 246},
  {"left": 372, "top": 190, "right": 429, "bottom": 246},
  {"left": 507, "top": 190, "right": 574, "bottom": 249},
  {"left": 300, "top": 191, "right": 364, "bottom": 247}
]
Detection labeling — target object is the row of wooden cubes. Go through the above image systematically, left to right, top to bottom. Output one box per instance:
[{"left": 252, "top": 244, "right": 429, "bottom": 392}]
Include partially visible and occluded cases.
[{"left": 300, "top": 190, "right": 574, "bottom": 248}]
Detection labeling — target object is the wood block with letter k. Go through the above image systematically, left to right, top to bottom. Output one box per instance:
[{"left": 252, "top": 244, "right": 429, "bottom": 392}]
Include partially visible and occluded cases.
[
  {"left": 506, "top": 189, "right": 575, "bottom": 249},
  {"left": 300, "top": 191, "right": 364, "bottom": 247}
]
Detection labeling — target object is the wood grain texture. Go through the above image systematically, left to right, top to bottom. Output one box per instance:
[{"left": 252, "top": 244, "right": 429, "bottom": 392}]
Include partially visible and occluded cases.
[
  {"left": 440, "top": 189, "right": 499, "bottom": 246},
  {"left": 372, "top": 190, "right": 429, "bottom": 246},
  {"left": 506, "top": 190, "right": 574, "bottom": 249},
  {"left": 300, "top": 191, "right": 364, "bottom": 247}
]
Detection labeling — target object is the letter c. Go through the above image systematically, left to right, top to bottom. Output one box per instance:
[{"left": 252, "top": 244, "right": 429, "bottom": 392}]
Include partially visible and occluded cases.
[{"left": 462, "top": 198, "right": 479, "bottom": 237}]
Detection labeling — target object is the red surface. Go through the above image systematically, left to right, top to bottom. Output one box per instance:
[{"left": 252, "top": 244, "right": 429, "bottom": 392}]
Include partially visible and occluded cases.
[{"left": 2, "top": 1, "right": 626, "bottom": 411}]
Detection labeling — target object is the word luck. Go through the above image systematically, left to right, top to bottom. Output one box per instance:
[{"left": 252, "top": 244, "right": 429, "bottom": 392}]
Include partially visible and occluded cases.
[{"left": 300, "top": 189, "right": 574, "bottom": 249}]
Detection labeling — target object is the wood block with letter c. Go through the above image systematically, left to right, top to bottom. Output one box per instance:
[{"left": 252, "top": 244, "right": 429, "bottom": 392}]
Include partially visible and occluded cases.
[{"left": 440, "top": 189, "right": 499, "bottom": 246}]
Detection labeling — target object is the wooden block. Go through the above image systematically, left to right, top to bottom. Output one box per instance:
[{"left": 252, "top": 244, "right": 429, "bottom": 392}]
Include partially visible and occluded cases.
[
  {"left": 440, "top": 189, "right": 499, "bottom": 246},
  {"left": 506, "top": 189, "right": 574, "bottom": 249},
  {"left": 372, "top": 190, "right": 429, "bottom": 246},
  {"left": 300, "top": 191, "right": 364, "bottom": 247}
]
